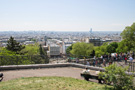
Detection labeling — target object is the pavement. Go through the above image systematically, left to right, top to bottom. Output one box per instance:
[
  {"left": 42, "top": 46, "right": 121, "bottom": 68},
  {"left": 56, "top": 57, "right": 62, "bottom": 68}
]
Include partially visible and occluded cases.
[{"left": 2, "top": 67, "right": 84, "bottom": 81}]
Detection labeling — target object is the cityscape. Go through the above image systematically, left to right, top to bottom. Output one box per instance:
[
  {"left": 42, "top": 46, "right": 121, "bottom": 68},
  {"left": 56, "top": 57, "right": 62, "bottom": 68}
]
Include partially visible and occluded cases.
[
  {"left": 0, "top": 0, "right": 135, "bottom": 90},
  {"left": 0, "top": 30, "right": 122, "bottom": 57}
]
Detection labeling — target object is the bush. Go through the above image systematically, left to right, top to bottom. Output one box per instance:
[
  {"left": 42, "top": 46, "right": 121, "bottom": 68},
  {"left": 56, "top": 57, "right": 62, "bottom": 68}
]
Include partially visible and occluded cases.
[{"left": 99, "top": 64, "right": 134, "bottom": 90}]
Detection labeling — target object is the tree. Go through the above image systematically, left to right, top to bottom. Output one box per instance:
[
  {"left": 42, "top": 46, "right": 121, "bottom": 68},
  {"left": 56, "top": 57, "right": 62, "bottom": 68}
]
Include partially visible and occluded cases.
[
  {"left": 120, "top": 23, "right": 135, "bottom": 51},
  {"left": 6, "top": 36, "right": 25, "bottom": 54},
  {"left": 116, "top": 40, "right": 129, "bottom": 53},
  {"left": 70, "top": 42, "right": 94, "bottom": 57},
  {"left": 106, "top": 42, "right": 118, "bottom": 53},
  {"left": 95, "top": 43, "right": 108, "bottom": 57},
  {"left": 20, "top": 44, "right": 39, "bottom": 55},
  {"left": 39, "top": 44, "right": 49, "bottom": 63},
  {"left": 39, "top": 44, "right": 45, "bottom": 55},
  {"left": 66, "top": 44, "right": 73, "bottom": 54},
  {"left": 0, "top": 47, "right": 16, "bottom": 56},
  {"left": 99, "top": 64, "right": 134, "bottom": 90}
]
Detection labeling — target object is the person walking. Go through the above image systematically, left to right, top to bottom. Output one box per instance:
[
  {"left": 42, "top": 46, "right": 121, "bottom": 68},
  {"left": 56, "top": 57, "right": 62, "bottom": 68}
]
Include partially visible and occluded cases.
[{"left": 125, "top": 56, "right": 127, "bottom": 65}]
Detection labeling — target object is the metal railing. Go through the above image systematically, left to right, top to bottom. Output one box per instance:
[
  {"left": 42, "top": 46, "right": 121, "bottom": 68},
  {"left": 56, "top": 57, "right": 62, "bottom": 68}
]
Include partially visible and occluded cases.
[
  {"left": 0, "top": 54, "right": 135, "bottom": 72},
  {"left": 0, "top": 55, "right": 49, "bottom": 66}
]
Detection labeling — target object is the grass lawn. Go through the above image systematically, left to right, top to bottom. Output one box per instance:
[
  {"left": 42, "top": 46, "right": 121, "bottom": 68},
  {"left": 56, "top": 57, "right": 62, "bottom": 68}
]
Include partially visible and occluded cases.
[{"left": 0, "top": 76, "right": 113, "bottom": 90}]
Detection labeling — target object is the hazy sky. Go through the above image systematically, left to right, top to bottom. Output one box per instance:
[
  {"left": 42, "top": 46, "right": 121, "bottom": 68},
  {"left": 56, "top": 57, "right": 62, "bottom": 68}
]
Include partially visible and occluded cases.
[{"left": 0, "top": 0, "right": 135, "bottom": 31}]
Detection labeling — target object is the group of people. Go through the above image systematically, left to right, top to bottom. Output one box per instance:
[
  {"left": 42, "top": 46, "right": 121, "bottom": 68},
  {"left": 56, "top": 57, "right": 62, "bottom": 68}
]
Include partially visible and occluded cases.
[{"left": 80, "top": 53, "right": 134, "bottom": 67}]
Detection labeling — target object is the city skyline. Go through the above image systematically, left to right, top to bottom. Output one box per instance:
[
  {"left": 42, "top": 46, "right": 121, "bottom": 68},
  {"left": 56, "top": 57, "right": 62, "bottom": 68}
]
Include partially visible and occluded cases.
[{"left": 0, "top": 0, "right": 135, "bottom": 31}]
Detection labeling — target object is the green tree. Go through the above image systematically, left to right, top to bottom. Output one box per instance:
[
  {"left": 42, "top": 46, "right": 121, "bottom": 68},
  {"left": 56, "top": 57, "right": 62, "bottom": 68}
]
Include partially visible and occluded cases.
[
  {"left": 120, "top": 23, "right": 135, "bottom": 51},
  {"left": 6, "top": 36, "right": 25, "bottom": 54},
  {"left": 116, "top": 40, "right": 129, "bottom": 53},
  {"left": 70, "top": 42, "right": 94, "bottom": 57},
  {"left": 106, "top": 42, "right": 118, "bottom": 53},
  {"left": 95, "top": 43, "right": 108, "bottom": 57},
  {"left": 20, "top": 44, "right": 39, "bottom": 55},
  {"left": 39, "top": 44, "right": 49, "bottom": 63},
  {"left": 39, "top": 44, "right": 44, "bottom": 55},
  {"left": 66, "top": 44, "right": 73, "bottom": 54},
  {"left": 0, "top": 47, "right": 16, "bottom": 56},
  {"left": 99, "top": 64, "right": 134, "bottom": 90}
]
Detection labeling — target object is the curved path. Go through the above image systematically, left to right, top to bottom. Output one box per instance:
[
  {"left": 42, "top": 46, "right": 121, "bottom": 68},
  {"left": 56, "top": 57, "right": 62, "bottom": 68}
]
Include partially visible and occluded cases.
[{"left": 2, "top": 67, "right": 84, "bottom": 81}]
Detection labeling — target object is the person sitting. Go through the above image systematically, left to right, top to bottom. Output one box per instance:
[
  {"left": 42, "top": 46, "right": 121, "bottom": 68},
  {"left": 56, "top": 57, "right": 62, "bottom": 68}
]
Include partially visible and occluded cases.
[
  {"left": 82, "top": 68, "right": 90, "bottom": 74},
  {"left": 0, "top": 73, "right": 3, "bottom": 82}
]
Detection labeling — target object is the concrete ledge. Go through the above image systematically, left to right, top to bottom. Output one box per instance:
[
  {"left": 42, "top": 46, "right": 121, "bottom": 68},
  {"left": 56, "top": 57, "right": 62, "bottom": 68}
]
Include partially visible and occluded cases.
[
  {"left": 0, "top": 63, "right": 135, "bottom": 76},
  {"left": 0, "top": 63, "right": 105, "bottom": 71},
  {"left": 0, "top": 63, "right": 71, "bottom": 71},
  {"left": 70, "top": 63, "right": 105, "bottom": 71}
]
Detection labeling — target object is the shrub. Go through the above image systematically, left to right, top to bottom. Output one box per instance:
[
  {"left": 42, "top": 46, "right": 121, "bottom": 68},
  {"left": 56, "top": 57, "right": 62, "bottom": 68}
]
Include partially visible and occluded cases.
[{"left": 99, "top": 64, "right": 134, "bottom": 90}]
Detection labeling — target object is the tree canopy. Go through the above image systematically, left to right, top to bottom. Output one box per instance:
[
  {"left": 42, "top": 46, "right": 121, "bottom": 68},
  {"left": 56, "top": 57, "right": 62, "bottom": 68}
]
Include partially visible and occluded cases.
[
  {"left": 120, "top": 23, "right": 135, "bottom": 51},
  {"left": 6, "top": 36, "right": 25, "bottom": 53},
  {"left": 116, "top": 40, "right": 129, "bottom": 53},
  {"left": 70, "top": 42, "right": 94, "bottom": 57},
  {"left": 106, "top": 42, "right": 118, "bottom": 53},
  {"left": 66, "top": 44, "right": 73, "bottom": 54}
]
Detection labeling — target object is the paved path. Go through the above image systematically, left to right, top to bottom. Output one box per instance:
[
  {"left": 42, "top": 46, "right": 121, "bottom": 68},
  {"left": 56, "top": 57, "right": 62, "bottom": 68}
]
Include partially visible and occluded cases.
[{"left": 2, "top": 67, "right": 84, "bottom": 81}]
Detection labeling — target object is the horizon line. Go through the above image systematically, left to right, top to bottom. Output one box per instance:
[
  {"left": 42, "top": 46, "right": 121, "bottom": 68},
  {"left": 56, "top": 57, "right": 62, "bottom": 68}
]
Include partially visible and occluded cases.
[{"left": 0, "top": 30, "right": 123, "bottom": 32}]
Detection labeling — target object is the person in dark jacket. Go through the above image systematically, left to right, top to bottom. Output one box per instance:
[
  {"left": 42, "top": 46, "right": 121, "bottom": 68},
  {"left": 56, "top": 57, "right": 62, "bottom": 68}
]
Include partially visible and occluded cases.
[{"left": 0, "top": 73, "right": 3, "bottom": 82}]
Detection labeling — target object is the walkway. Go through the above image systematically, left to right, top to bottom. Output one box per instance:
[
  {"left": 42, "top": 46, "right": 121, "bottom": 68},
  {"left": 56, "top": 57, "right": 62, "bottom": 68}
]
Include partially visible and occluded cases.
[{"left": 2, "top": 67, "right": 84, "bottom": 81}]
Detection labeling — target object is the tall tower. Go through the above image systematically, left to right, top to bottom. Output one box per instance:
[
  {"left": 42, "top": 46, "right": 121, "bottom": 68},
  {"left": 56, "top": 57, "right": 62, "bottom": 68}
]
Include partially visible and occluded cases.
[
  {"left": 89, "top": 28, "right": 92, "bottom": 38},
  {"left": 44, "top": 36, "right": 47, "bottom": 46}
]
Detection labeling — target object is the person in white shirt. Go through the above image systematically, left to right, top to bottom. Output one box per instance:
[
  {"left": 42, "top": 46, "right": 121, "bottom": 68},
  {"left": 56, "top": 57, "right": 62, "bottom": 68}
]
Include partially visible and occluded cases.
[{"left": 129, "top": 56, "right": 133, "bottom": 62}]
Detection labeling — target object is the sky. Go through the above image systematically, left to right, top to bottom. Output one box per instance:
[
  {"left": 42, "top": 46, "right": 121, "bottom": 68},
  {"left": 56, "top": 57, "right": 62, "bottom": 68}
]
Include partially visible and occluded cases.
[{"left": 0, "top": 0, "right": 135, "bottom": 32}]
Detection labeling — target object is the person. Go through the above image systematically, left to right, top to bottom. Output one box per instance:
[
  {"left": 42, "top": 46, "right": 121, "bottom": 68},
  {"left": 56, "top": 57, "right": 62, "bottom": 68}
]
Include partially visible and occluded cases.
[
  {"left": 101, "top": 55, "right": 103, "bottom": 60},
  {"left": 94, "top": 56, "right": 96, "bottom": 60},
  {"left": 125, "top": 56, "right": 127, "bottom": 65},
  {"left": 129, "top": 56, "right": 133, "bottom": 63},
  {"left": 76, "top": 58, "right": 79, "bottom": 63},
  {"left": 103, "top": 59, "right": 106, "bottom": 67},
  {"left": 93, "top": 60, "right": 95, "bottom": 66},
  {"left": 109, "top": 60, "right": 112, "bottom": 65},
  {"left": 86, "top": 61, "right": 90, "bottom": 66},
  {"left": 82, "top": 67, "right": 90, "bottom": 74},
  {"left": 0, "top": 73, "right": 3, "bottom": 82}
]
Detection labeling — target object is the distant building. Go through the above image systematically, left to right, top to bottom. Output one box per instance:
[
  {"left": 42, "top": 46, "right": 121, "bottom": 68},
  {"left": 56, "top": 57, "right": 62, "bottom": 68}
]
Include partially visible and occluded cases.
[
  {"left": 89, "top": 38, "right": 113, "bottom": 46},
  {"left": 89, "top": 39, "right": 102, "bottom": 46},
  {"left": 24, "top": 41, "right": 35, "bottom": 45},
  {"left": 0, "top": 43, "right": 7, "bottom": 47},
  {"left": 49, "top": 45, "right": 60, "bottom": 57}
]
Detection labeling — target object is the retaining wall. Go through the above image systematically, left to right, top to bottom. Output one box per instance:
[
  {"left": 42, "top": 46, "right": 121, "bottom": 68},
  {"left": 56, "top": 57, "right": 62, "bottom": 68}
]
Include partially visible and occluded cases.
[
  {"left": 0, "top": 63, "right": 134, "bottom": 76},
  {"left": 0, "top": 63, "right": 104, "bottom": 71}
]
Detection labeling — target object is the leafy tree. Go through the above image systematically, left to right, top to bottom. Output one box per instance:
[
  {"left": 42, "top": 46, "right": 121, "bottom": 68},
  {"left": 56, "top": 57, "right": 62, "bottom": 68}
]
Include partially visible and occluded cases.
[
  {"left": 120, "top": 23, "right": 135, "bottom": 51},
  {"left": 6, "top": 36, "right": 25, "bottom": 54},
  {"left": 116, "top": 40, "right": 129, "bottom": 53},
  {"left": 70, "top": 42, "right": 94, "bottom": 57},
  {"left": 106, "top": 42, "right": 118, "bottom": 53},
  {"left": 95, "top": 43, "right": 108, "bottom": 57},
  {"left": 20, "top": 44, "right": 39, "bottom": 55},
  {"left": 39, "top": 44, "right": 49, "bottom": 63},
  {"left": 39, "top": 44, "right": 44, "bottom": 55},
  {"left": 66, "top": 44, "right": 73, "bottom": 54},
  {"left": 0, "top": 47, "right": 16, "bottom": 56},
  {"left": 99, "top": 64, "right": 134, "bottom": 90}
]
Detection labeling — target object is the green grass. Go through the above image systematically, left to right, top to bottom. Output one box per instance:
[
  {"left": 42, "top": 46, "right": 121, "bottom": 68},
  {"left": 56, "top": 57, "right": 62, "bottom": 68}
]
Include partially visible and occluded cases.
[{"left": 0, "top": 76, "right": 113, "bottom": 90}]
